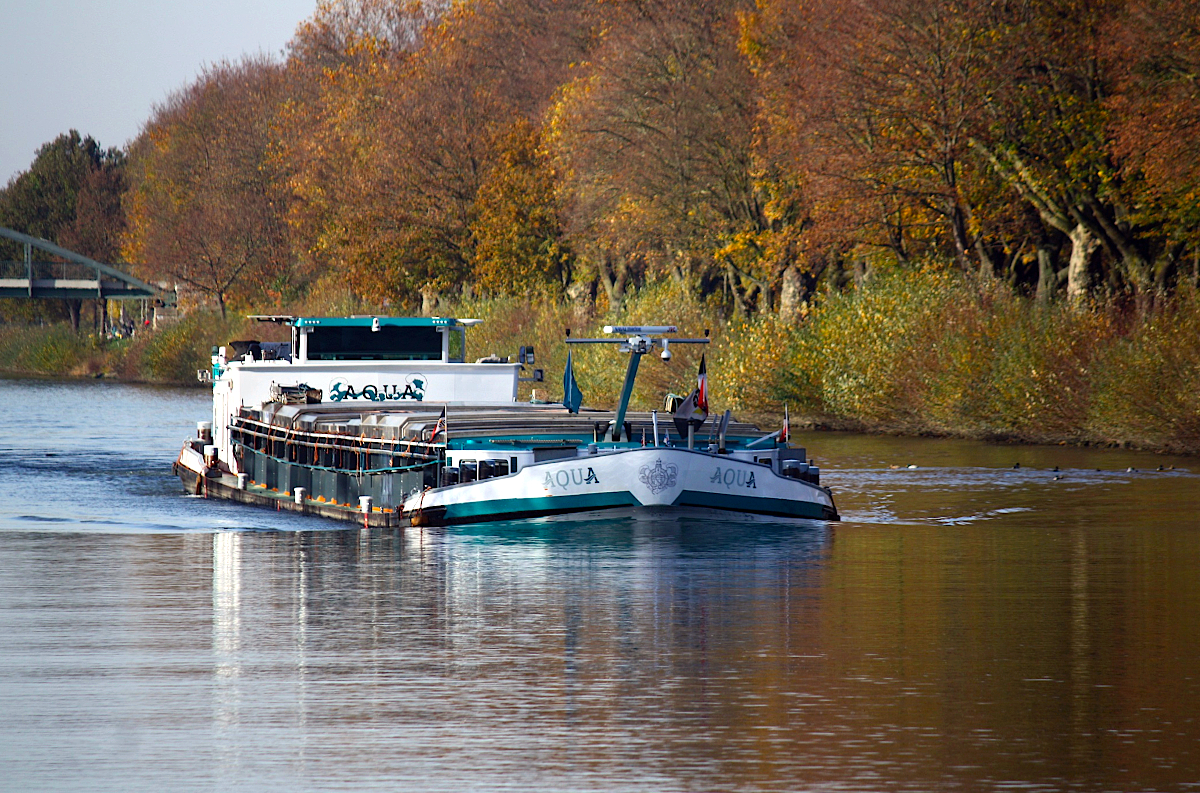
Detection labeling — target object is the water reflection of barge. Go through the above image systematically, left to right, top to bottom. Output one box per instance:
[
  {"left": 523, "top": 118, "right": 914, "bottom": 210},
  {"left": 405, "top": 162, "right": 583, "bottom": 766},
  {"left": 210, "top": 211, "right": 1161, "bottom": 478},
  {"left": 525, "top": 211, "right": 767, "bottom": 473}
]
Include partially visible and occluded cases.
[{"left": 174, "top": 316, "right": 838, "bottom": 526}]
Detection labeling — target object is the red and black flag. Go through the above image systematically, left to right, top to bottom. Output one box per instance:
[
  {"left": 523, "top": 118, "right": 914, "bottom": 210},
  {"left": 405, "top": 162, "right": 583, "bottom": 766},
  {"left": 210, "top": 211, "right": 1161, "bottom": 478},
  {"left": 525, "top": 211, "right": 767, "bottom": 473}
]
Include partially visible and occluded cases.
[
  {"left": 673, "top": 355, "right": 710, "bottom": 437},
  {"left": 430, "top": 407, "right": 447, "bottom": 443}
]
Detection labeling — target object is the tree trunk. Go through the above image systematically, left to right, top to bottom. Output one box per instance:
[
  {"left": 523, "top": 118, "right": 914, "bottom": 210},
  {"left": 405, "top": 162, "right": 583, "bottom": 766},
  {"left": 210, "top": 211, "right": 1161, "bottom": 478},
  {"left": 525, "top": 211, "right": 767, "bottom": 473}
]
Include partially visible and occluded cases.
[
  {"left": 1081, "top": 195, "right": 1152, "bottom": 301},
  {"left": 950, "top": 201, "right": 973, "bottom": 271},
  {"left": 1066, "top": 224, "right": 1099, "bottom": 305},
  {"left": 975, "top": 238, "right": 996, "bottom": 279},
  {"left": 1036, "top": 245, "right": 1056, "bottom": 304},
  {"left": 670, "top": 251, "right": 691, "bottom": 284},
  {"left": 597, "top": 254, "right": 626, "bottom": 315},
  {"left": 853, "top": 258, "right": 869, "bottom": 288},
  {"left": 779, "top": 265, "right": 803, "bottom": 323},
  {"left": 727, "top": 267, "right": 746, "bottom": 316},
  {"left": 565, "top": 277, "right": 595, "bottom": 309},
  {"left": 758, "top": 282, "right": 774, "bottom": 315},
  {"left": 420, "top": 286, "right": 440, "bottom": 316},
  {"left": 68, "top": 300, "right": 81, "bottom": 333}
]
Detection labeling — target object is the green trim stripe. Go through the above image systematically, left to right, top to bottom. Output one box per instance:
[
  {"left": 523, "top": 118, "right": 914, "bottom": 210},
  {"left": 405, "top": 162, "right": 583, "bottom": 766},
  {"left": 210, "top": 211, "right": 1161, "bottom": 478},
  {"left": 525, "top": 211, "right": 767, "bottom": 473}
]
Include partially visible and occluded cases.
[
  {"left": 442, "top": 489, "right": 830, "bottom": 522},
  {"left": 673, "top": 489, "right": 830, "bottom": 520},
  {"left": 445, "top": 492, "right": 640, "bottom": 521}
]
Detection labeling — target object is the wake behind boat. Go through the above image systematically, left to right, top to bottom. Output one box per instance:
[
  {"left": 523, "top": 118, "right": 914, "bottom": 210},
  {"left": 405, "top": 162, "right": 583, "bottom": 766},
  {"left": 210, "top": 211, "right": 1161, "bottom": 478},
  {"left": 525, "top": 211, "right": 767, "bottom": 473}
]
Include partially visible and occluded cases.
[{"left": 174, "top": 316, "right": 839, "bottom": 526}]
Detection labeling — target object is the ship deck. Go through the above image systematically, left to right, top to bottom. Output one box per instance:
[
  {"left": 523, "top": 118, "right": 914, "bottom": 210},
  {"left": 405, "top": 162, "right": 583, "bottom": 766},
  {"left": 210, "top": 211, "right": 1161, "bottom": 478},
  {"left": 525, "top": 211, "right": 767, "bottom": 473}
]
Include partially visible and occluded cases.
[{"left": 244, "top": 401, "right": 767, "bottom": 446}]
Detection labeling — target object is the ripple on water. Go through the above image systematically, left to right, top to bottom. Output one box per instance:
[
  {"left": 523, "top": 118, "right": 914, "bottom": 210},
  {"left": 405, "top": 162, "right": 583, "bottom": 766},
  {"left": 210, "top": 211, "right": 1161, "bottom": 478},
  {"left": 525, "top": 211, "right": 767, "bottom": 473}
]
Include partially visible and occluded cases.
[{"left": 0, "top": 380, "right": 1198, "bottom": 792}]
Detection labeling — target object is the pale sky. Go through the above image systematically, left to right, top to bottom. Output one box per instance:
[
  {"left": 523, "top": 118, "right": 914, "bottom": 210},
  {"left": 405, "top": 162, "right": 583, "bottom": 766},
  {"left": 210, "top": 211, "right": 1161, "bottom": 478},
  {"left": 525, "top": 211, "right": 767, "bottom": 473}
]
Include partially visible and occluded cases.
[{"left": 1, "top": 0, "right": 319, "bottom": 184}]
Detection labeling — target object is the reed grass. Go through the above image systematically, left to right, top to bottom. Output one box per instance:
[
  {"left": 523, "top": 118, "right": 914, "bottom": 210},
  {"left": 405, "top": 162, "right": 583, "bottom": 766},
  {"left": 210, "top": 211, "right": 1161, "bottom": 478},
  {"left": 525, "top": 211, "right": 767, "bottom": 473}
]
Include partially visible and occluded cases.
[
  {"left": 1, "top": 272, "right": 1197, "bottom": 453},
  {"left": 0, "top": 324, "right": 98, "bottom": 376}
]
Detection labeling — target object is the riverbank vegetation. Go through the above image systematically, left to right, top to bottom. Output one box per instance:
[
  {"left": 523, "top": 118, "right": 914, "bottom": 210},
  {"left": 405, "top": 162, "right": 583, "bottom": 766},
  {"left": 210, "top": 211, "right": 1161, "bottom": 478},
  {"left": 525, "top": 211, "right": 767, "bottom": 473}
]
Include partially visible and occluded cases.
[
  {"left": 2, "top": 0, "right": 1198, "bottom": 453},
  {"left": 2, "top": 274, "right": 1195, "bottom": 453}
]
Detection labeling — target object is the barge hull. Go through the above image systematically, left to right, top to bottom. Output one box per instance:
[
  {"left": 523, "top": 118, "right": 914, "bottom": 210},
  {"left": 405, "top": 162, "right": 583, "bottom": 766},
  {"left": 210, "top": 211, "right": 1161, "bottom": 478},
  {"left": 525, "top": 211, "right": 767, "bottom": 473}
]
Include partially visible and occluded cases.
[
  {"left": 176, "top": 441, "right": 839, "bottom": 528},
  {"left": 174, "top": 444, "right": 401, "bottom": 527}
]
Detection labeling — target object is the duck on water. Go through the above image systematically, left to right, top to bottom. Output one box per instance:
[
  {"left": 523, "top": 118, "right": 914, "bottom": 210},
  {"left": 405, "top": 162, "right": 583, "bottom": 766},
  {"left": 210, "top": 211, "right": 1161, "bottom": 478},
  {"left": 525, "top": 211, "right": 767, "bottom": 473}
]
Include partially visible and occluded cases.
[{"left": 173, "top": 315, "right": 839, "bottom": 526}]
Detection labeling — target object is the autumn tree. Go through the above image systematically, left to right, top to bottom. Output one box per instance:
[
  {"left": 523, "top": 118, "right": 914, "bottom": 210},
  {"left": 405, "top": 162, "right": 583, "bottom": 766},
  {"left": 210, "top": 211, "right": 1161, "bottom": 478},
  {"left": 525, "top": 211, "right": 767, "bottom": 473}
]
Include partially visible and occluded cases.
[
  {"left": 100, "top": 0, "right": 1200, "bottom": 323},
  {"left": 280, "top": 0, "right": 590, "bottom": 311},
  {"left": 288, "top": 0, "right": 439, "bottom": 68},
  {"left": 552, "top": 0, "right": 775, "bottom": 313},
  {"left": 748, "top": 0, "right": 1013, "bottom": 284},
  {"left": 960, "top": 0, "right": 1181, "bottom": 307},
  {"left": 1106, "top": 0, "right": 1200, "bottom": 290},
  {"left": 283, "top": 27, "right": 496, "bottom": 310},
  {"left": 124, "top": 57, "right": 294, "bottom": 317},
  {"left": 470, "top": 120, "right": 570, "bottom": 296},
  {"left": 0, "top": 131, "right": 125, "bottom": 329},
  {"left": 59, "top": 154, "right": 128, "bottom": 265}
]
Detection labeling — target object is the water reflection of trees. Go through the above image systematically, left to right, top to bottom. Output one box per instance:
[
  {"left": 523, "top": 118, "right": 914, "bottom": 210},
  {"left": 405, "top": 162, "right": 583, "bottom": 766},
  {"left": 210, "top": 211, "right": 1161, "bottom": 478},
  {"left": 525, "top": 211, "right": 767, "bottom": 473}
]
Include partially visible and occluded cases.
[{"left": 202, "top": 513, "right": 1200, "bottom": 790}]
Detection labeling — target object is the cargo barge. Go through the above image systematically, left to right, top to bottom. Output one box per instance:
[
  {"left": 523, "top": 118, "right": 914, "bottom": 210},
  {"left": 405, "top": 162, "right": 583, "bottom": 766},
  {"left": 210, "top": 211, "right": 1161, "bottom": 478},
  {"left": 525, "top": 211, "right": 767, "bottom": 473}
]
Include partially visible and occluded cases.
[{"left": 174, "top": 315, "right": 838, "bottom": 526}]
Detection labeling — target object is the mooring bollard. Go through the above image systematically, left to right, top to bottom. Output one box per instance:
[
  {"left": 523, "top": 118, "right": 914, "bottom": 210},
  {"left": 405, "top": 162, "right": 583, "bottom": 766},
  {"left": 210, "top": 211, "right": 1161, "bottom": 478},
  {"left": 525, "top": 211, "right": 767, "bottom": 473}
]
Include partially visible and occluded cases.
[
  {"left": 197, "top": 421, "right": 213, "bottom": 444},
  {"left": 203, "top": 445, "right": 218, "bottom": 468},
  {"left": 237, "top": 473, "right": 248, "bottom": 490},
  {"left": 294, "top": 487, "right": 306, "bottom": 505},
  {"left": 359, "top": 496, "right": 373, "bottom": 514}
]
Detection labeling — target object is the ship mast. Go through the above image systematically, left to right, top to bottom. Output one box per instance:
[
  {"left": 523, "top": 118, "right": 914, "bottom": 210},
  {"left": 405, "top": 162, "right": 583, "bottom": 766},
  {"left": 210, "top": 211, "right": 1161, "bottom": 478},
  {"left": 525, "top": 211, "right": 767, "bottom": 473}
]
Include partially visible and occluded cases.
[{"left": 565, "top": 325, "right": 709, "bottom": 442}]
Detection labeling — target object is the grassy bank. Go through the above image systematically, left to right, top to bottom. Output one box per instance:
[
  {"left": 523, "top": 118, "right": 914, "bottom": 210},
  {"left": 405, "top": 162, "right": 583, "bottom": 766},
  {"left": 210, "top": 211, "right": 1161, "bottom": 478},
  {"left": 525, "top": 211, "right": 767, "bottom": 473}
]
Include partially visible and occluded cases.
[
  {"left": 3, "top": 272, "right": 1197, "bottom": 454},
  {"left": 774, "top": 272, "right": 1200, "bottom": 454},
  {"left": 451, "top": 277, "right": 1200, "bottom": 454},
  {"left": 0, "top": 312, "right": 251, "bottom": 386}
]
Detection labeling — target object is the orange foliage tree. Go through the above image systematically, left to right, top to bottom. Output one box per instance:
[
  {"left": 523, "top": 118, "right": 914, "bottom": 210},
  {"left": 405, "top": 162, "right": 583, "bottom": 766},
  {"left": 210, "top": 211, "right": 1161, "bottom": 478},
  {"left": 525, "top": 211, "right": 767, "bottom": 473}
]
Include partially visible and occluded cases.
[
  {"left": 109, "top": 0, "right": 1200, "bottom": 316},
  {"left": 123, "top": 57, "right": 295, "bottom": 317}
]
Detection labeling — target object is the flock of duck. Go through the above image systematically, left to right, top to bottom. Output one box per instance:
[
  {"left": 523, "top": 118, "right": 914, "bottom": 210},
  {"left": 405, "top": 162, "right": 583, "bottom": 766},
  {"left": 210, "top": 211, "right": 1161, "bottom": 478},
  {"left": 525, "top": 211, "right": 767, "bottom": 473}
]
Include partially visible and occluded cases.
[{"left": 886, "top": 461, "right": 1178, "bottom": 482}]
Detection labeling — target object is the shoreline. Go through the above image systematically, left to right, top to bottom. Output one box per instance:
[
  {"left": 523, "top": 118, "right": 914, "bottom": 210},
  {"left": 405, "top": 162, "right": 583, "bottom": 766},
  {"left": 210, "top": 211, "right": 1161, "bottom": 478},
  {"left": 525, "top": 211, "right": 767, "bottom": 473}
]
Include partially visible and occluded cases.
[
  {"left": 3, "top": 278, "right": 1196, "bottom": 459},
  {"left": 2, "top": 367, "right": 1192, "bottom": 458},
  {"left": 0, "top": 368, "right": 202, "bottom": 389},
  {"left": 786, "top": 416, "right": 1198, "bottom": 458}
]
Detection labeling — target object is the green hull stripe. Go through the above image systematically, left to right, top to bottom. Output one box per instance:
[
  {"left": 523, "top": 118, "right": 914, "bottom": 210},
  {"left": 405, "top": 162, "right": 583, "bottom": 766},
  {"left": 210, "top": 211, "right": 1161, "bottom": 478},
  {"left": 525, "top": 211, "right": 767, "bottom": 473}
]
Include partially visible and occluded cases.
[
  {"left": 673, "top": 489, "right": 829, "bottom": 519},
  {"left": 444, "top": 490, "right": 830, "bottom": 521},
  {"left": 444, "top": 492, "right": 640, "bottom": 520}
]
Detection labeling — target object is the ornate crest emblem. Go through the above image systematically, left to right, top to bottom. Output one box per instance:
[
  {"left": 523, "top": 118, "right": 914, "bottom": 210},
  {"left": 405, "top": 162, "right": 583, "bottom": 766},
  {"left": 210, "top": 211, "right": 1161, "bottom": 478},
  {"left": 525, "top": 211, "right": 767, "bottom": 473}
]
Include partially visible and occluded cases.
[{"left": 639, "top": 459, "right": 678, "bottom": 494}]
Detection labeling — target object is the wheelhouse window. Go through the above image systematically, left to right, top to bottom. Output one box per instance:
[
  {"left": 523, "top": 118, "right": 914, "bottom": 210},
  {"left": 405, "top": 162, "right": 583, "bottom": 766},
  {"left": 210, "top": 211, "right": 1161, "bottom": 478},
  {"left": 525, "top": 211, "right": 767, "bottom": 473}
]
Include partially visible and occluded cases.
[{"left": 306, "top": 325, "right": 443, "bottom": 361}]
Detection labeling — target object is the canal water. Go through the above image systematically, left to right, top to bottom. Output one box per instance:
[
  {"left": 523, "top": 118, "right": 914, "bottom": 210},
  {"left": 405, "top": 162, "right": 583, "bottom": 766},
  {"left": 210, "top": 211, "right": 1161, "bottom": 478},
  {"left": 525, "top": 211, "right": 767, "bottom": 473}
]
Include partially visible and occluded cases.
[{"left": 0, "top": 376, "right": 1197, "bottom": 792}]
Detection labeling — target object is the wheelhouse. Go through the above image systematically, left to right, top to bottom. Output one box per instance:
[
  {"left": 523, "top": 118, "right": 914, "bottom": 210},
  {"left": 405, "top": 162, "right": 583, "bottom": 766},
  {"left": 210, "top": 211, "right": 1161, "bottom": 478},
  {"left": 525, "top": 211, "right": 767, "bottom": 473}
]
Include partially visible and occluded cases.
[{"left": 288, "top": 317, "right": 472, "bottom": 363}]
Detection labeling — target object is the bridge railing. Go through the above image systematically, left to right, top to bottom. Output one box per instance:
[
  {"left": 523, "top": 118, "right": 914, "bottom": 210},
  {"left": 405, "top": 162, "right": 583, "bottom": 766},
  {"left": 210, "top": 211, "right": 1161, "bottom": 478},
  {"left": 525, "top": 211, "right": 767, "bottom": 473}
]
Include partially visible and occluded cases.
[{"left": 0, "top": 227, "right": 155, "bottom": 300}]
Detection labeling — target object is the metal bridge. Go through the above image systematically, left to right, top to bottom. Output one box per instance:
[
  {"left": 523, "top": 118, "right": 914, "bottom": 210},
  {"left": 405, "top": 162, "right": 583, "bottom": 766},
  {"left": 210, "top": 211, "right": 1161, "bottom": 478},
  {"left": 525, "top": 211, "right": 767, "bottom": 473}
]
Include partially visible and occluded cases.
[{"left": 0, "top": 226, "right": 155, "bottom": 300}]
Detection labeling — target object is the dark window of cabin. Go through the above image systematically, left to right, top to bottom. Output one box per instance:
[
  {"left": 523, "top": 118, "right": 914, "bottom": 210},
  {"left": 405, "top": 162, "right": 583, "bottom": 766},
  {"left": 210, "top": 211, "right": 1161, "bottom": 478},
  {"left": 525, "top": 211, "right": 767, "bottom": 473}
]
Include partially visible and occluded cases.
[{"left": 307, "top": 325, "right": 442, "bottom": 360}]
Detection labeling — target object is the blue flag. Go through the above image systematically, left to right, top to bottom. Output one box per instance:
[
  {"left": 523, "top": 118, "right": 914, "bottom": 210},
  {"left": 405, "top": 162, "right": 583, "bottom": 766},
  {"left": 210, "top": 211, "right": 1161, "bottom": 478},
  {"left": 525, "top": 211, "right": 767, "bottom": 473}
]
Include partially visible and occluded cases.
[{"left": 563, "top": 349, "right": 583, "bottom": 413}]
